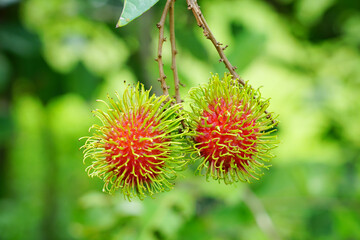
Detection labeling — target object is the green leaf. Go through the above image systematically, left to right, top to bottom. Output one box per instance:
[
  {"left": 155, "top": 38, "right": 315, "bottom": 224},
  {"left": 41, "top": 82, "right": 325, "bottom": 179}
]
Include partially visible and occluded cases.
[{"left": 116, "top": 0, "right": 159, "bottom": 27}]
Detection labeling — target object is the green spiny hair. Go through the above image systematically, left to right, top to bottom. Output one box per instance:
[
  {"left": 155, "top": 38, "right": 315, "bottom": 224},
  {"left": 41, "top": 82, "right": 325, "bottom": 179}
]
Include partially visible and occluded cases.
[
  {"left": 187, "top": 73, "right": 279, "bottom": 184},
  {"left": 81, "top": 83, "right": 189, "bottom": 200}
]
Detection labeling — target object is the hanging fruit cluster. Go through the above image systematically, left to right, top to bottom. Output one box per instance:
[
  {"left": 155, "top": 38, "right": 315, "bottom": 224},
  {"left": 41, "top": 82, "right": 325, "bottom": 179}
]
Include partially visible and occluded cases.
[
  {"left": 81, "top": 0, "right": 279, "bottom": 200},
  {"left": 82, "top": 74, "right": 278, "bottom": 200}
]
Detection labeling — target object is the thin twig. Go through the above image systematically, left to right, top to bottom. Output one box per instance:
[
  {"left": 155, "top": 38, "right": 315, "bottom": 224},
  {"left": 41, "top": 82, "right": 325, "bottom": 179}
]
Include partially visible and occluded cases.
[
  {"left": 155, "top": 0, "right": 172, "bottom": 96},
  {"left": 169, "top": 0, "right": 182, "bottom": 104},
  {"left": 169, "top": 0, "right": 187, "bottom": 130},
  {"left": 186, "top": 0, "right": 276, "bottom": 124},
  {"left": 186, "top": 0, "right": 244, "bottom": 85},
  {"left": 243, "top": 187, "right": 282, "bottom": 240}
]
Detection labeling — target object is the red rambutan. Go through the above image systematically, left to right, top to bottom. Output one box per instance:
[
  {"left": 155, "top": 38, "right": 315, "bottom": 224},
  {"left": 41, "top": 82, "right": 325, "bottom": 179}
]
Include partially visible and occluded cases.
[
  {"left": 187, "top": 73, "right": 278, "bottom": 184},
  {"left": 81, "top": 83, "right": 188, "bottom": 200}
]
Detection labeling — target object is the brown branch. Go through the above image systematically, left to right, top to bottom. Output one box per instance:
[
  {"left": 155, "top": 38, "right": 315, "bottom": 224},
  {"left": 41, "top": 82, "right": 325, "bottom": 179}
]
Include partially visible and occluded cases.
[
  {"left": 155, "top": 0, "right": 173, "bottom": 96},
  {"left": 169, "top": 0, "right": 182, "bottom": 104},
  {"left": 169, "top": 0, "right": 187, "bottom": 130},
  {"left": 186, "top": 0, "right": 276, "bottom": 124},
  {"left": 186, "top": 0, "right": 244, "bottom": 85}
]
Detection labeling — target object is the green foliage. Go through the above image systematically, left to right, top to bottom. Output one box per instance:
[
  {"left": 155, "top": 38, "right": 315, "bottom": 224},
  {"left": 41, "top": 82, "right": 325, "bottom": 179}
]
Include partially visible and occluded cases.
[
  {"left": 1, "top": 0, "right": 360, "bottom": 239},
  {"left": 117, "top": 0, "right": 159, "bottom": 27}
]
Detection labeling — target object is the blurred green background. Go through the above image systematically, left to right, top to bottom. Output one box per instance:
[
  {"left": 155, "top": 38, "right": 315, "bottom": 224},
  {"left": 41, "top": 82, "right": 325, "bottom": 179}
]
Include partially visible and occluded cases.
[{"left": 1, "top": 0, "right": 360, "bottom": 239}]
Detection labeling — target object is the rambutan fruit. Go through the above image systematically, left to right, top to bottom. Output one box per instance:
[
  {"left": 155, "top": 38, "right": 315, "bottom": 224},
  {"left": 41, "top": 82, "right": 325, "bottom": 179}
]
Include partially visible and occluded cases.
[
  {"left": 187, "top": 73, "right": 278, "bottom": 184},
  {"left": 81, "top": 83, "right": 188, "bottom": 200}
]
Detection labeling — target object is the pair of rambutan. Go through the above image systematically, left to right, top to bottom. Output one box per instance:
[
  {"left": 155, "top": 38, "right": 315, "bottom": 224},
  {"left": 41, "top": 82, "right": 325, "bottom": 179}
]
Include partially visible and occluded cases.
[{"left": 81, "top": 74, "right": 278, "bottom": 200}]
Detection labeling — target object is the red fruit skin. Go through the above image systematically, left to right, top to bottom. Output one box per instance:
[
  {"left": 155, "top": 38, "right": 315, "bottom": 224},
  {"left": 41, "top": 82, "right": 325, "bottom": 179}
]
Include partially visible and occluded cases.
[
  {"left": 82, "top": 83, "right": 189, "bottom": 200},
  {"left": 195, "top": 98, "right": 259, "bottom": 174},
  {"left": 104, "top": 110, "right": 166, "bottom": 185}
]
